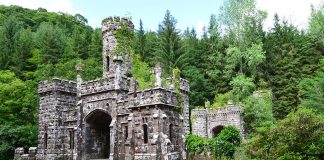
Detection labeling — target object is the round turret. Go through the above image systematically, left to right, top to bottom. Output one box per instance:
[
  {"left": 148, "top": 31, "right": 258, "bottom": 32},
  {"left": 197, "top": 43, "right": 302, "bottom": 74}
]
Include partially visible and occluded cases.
[{"left": 101, "top": 16, "right": 134, "bottom": 78}]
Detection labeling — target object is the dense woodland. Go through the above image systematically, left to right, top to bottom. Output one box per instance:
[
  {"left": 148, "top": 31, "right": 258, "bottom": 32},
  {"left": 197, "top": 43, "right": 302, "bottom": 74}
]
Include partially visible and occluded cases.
[{"left": 0, "top": 0, "right": 323, "bottom": 159}]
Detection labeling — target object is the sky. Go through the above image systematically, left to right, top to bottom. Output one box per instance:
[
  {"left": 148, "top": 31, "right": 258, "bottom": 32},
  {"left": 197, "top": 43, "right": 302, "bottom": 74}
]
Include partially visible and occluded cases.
[{"left": 0, "top": 0, "right": 323, "bottom": 36}]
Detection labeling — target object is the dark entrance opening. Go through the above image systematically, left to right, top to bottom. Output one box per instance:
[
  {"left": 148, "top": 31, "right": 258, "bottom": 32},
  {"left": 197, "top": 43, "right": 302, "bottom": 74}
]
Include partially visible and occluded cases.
[
  {"left": 85, "top": 109, "right": 112, "bottom": 159},
  {"left": 212, "top": 125, "right": 224, "bottom": 138}
]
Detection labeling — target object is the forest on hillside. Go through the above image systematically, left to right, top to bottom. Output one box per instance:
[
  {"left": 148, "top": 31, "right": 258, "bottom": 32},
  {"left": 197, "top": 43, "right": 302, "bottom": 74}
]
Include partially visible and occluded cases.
[{"left": 0, "top": 0, "right": 323, "bottom": 159}]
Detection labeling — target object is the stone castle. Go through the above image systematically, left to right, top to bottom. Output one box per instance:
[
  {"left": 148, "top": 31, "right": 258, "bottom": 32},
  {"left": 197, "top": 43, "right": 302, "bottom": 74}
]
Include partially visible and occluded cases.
[
  {"left": 14, "top": 16, "right": 245, "bottom": 160},
  {"left": 14, "top": 17, "right": 190, "bottom": 160}
]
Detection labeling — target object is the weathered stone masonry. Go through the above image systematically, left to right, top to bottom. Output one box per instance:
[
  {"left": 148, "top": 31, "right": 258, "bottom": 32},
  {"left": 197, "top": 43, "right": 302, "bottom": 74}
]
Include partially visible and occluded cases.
[
  {"left": 14, "top": 16, "right": 190, "bottom": 160},
  {"left": 191, "top": 102, "right": 244, "bottom": 138}
]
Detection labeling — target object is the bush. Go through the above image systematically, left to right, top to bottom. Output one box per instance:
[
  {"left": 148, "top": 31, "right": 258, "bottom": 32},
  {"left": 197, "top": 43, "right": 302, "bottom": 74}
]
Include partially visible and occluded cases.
[
  {"left": 245, "top": 108, "right": 324, "bottom": 159},
  {"left": 208, "top": 125, "right": 241, "bottom": 159},
  {"left": 186, "top": 126, "right": 241, "bottom": 159}
]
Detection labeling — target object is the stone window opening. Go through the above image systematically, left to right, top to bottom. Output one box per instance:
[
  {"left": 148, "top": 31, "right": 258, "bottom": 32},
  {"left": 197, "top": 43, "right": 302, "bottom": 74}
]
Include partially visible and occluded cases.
[
  {"left": 106, "top": 56, "right": 110, "bottom": 71},
  {"left": 143, "top": 124, "right": 148, "bottom": 144},
  {"left": 169, "top": 124, "right": 173, "bottom": 143},
  {"left": 124, "top": 125, "right": 128, "bottom": 140},
  {"left": 44, "top": 126, "right": 48, "bottom": 149},
  {"left": 69, "top": 129, "right": 74, "bottom": 149}
]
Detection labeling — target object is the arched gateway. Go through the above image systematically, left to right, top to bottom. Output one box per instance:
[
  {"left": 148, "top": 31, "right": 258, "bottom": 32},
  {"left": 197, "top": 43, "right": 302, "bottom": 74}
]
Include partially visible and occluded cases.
[
  {"left": 84, "top": 109, "right": 112, "bottom": 159},
  {"left": 212, "top": 125, "right": 224, "bottom": 138}
]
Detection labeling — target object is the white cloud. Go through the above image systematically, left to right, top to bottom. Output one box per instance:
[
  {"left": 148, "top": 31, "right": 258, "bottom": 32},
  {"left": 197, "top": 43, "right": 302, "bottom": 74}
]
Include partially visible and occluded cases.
[
  {"left": 0, "top": 0, "right": 73, "bottom": 14},
  {"left": 256, "top": 0, "right": 324, "bottom": 30},
  {"left": 195, "top": 21, "right": 207, "bottom": 38}
]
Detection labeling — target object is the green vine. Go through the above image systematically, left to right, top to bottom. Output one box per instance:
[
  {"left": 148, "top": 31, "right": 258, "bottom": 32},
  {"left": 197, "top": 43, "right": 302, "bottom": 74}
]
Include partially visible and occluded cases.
[
  {"left": 104, "top": 17, "right": 156, "bottom": 89},
  {"left": 112, "top": 20, "right": 134, "bottom": 57},
  {"left": 172, "top": 68, "right": 183, "bottom": 114},
  {"left": 191, "top": 115, "right": 197, "bottom": 123}
]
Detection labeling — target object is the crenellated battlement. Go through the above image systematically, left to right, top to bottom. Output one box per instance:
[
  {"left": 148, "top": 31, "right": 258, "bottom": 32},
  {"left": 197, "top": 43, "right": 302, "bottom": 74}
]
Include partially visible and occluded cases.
[
  {"left": 102, "top": 16, "right": 134, "bottom": 33},
  {"left": 80, "top": 76, "right": 129, "bottom": 95},
  {"left": 38, "top": 78, "right": 76, "bottom": 94},
  {"left": 180, "top": 78, "right": 190, "bottom": 92},
  {"left": 128, "top": 87, "right": 179, "bottom": 108},
  {"left": 191, "top": 102, "right": 242, "bottom": 117},
  {"left": 191, "top": 109, "right": 207, "bottom": 117},
  {"left": 14, "top": 147, "right": 37, "bottom": 160}
]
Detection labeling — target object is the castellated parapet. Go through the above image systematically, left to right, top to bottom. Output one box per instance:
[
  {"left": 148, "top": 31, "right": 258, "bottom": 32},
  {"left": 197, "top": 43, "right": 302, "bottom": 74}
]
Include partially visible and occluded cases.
[
  {"left": 15, "top": 16, "right": 190, "bottom": 160},
  {"left": 38, "top": 78, "right": 77, "bottom": 94},
  {"left": 191, "top": 101, "right": 244, "bottom": 138}
]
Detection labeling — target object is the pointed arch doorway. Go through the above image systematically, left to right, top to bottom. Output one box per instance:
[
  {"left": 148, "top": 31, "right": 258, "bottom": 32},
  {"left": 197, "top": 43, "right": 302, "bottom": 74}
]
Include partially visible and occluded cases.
[{"left": 84, "top": 109, "right": 112, "bottom": 159}]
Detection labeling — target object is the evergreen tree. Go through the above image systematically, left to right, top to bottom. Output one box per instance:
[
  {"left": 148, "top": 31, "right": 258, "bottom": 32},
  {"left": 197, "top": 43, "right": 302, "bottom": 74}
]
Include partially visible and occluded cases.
[
  {"left": 155, "top": 10, "right": 187, "bottom": 75},
  {"left": 0, "top": 16, "right": 21, "bottom": 69},
  {"left": 134, "top": 19, "right": 146, "bottom": 60},
  {"left": 35, "top": 22, "right": 66, "bottom": 64},
  {"left": 13, "top": 28, "right": 34, "bottom": 78},
  {"left": 88, "top": 28, "right": 103, "bottom": 61},
  {"left": 142, "top": 30, "right": 158, "bottom": 66}
]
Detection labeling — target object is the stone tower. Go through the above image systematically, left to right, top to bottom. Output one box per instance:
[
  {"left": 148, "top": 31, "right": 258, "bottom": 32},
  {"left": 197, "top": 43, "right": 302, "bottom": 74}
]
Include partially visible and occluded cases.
[
  {"left": 15, "top": 16, "right": 190, "bottom": 160},
  {"left": 102, "top": 16, "right": 133, "bottom": 78}
]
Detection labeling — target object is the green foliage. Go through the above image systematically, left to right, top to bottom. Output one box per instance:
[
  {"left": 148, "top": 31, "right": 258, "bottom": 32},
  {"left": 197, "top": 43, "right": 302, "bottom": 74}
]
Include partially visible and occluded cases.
[
  {"left": 220, "top": 0, "right": 266, "bottom": 46},
  {"left": 309, "top": 4, "right": 324, "bottom": 47},
  {"left": 155, "top": 10, "right": 187, "bottom": 76},
  {"left": 263, "top": 14, "right": 322, "bottom": 119},
  {"left": 0, "top": 15, "right": 21, "bottom": 69},
  {"left": 197, "top": 15, "right": 228, "bottom": 103},
  {"left": 111, "top": 18, "right": 134, "bottom": 57},
  {"left": 133, "top": 19, "right": 146, "bottom": 61},
  {"left": 35, "top": 22, "right": 66, "bottom": 64},
  {"left": 88, "top": 28, "right": 102, "bottom": 60},
  {"left": 225, "top": 42, "right": 265, "bottom": 78},
  {"left": 245, "top": 43, "right": 265, "bottom": 77},
  {"left": 131, "top": 52, "right": 155, "bottom": 89},
  {"left": 81, "top": 58, "right": 102, "bottom": 81},
  {"left": 298, "top": 62, "right": 324, "bottom": 113},
  {"left": 183, "top": 65, "right": 210, "bottom": 107},
  {"left": 172, "top": 68, "right": 183, "bottom": 113},
  {"left": 0, "top": 70, "right": 38, "bottom": 159},
  {"left": 0, "top": 70, "right": 38, "bottom": 124},
  {"left": 230, "top": 73, "right": 255, "bottom": 102},
  {"left": 243, "top": 91, "right": 274, "bottom": 136},
  {"left": 211, "top": 92, "right": 233, "bottom": 109},
  {"left": 246, "top": 108, "right": 324, "bottom": 159},
  {"left": 0, "top": 124, "right": 37, "bottom": 160},
  {"left": 186, "top": 126, "right": 241, "bottom": 159},
  {"left": 208, "top": 126, "right": 241, "bottom": 159},
  {"left": 186, "top": 134, "right": 207, "bottom": 155}
]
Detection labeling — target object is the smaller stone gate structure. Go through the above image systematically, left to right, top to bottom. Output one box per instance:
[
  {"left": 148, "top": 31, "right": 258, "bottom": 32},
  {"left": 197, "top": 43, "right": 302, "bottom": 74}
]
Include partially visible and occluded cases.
[{"left": 191, "top": 101, "right": 244, "bottom": 138}]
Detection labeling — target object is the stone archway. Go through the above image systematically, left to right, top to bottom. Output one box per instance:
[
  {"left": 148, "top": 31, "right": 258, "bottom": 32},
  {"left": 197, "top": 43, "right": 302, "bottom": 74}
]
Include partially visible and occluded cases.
[
  {"left": 85, "top": 109, "right": 112, "bottom": 159},
  {"left": 212, "top": 125, "right": 224, "bottom": 138}
]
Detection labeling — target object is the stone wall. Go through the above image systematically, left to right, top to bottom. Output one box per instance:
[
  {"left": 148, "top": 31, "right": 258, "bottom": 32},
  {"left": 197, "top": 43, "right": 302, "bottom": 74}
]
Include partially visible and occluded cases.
[{"left": 191, "top": 102, "right": 244, "bottom": 138}]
